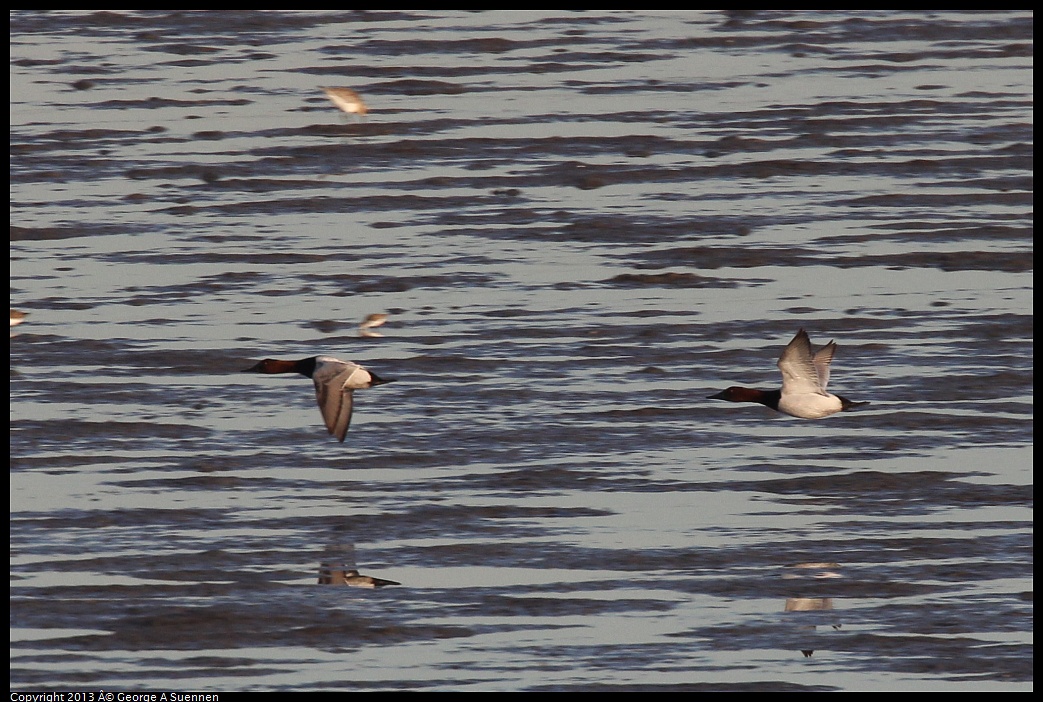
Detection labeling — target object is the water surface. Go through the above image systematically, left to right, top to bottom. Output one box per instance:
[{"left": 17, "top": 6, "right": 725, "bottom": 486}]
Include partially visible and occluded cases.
[{"left": 10, "top": 10, "right": 1033, "bottom": 692}]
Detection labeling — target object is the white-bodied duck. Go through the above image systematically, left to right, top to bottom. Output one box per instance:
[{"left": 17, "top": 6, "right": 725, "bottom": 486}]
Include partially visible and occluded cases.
[
  {"left": 709, "top": 328, "right": 867, "bottom": 419},
  {"left": 244, "top": 355, "right": 392, "bottom": 441}
]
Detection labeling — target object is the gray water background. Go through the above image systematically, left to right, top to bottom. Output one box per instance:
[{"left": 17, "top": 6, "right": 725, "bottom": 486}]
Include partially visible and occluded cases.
[{"left": 10, "top": 10, "right": 1033, "bottom": 691}]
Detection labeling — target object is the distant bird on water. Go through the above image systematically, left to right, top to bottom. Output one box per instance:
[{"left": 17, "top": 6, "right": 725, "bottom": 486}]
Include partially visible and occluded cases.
[
  {"left": 321, "top": 86, "right": 368, "bottom": 117},
  {"left": 11, "top": 309, "right": 28, "bottom": 336},
  {"left": 358, "top": 313, "right": 388, "bottom": 338}
]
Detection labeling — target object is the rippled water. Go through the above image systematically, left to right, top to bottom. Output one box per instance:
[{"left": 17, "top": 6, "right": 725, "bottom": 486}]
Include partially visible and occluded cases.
[{"left": 10, "top": 10, "right": 1032, "bottom": 692}]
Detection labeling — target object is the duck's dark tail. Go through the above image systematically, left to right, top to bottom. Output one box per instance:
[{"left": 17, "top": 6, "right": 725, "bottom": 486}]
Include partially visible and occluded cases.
[
  {"left": 368, "top": 372, "right": 395, "bottom": 387},
  {"left": 839, "top": 396, "right": 869, "bottom": 411}
]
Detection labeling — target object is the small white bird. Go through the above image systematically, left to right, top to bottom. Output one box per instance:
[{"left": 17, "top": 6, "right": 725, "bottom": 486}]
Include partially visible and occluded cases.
[
  {"left": 321, "top": 86, "right": 368, "bottom": 117},
  {"left": 11, "top": 309, "right": 28, "bottom": 337},
  {"left": 358, "top": 313, "right": 388, "bottom": 338},
  {"left": 244, "top": 355, "right": 392, "bottom": 442}
]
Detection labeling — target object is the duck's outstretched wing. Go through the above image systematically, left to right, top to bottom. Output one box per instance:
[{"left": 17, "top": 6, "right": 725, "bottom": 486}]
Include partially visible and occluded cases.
[
  {"left": 777, "top": 329, "right": 830, "bottom": 395},
  {"left": 312, "top": 359, "right": 364, "bottom": 442}
]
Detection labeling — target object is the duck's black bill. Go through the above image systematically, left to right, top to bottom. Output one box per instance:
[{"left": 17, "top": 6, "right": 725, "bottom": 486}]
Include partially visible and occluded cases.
[{"left": 242, "top": 361, "right": 264, "bottom": 373}]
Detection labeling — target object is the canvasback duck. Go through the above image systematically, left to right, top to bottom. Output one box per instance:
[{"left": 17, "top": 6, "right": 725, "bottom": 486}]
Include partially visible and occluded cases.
[
  {"left": 709, "top": 328, "right": 868, "bottom": 419},
  {"left": 244, "top": 355, "right": 393, "bottom": 442}
]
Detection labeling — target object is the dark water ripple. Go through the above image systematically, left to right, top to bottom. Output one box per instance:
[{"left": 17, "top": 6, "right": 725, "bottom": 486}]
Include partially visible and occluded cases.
[{"left": 11, "top": 10, "right": 1031, "bottom": 692}]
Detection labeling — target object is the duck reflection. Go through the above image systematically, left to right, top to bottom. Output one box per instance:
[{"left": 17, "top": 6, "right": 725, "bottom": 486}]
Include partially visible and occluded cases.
[
  {"left": 318, "top": 543, "right": 400, "bottom": 588},
  {"left": 781, "top": 562, "right": 843, "bottom": 658}
]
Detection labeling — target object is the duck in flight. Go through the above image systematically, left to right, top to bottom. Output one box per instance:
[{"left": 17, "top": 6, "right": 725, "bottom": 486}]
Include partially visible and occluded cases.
[
  {"left": 709, "top": 328, "right": 868, "bottom": 419},
  {"left": 244, "top": 355, "right": 393, "bottom": 441}
]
